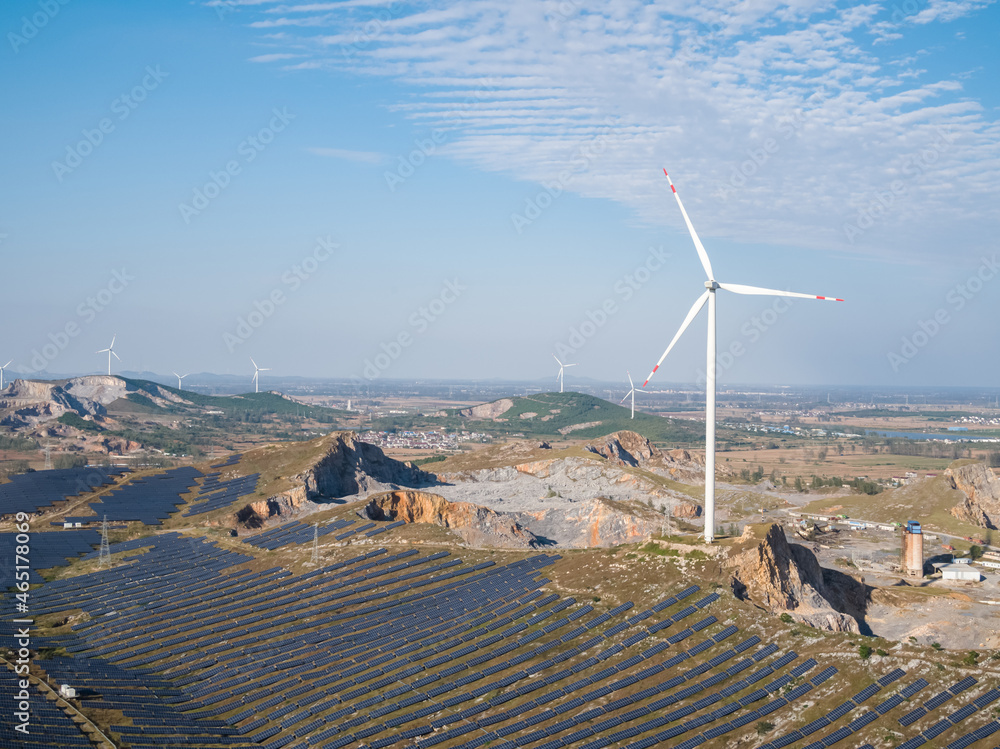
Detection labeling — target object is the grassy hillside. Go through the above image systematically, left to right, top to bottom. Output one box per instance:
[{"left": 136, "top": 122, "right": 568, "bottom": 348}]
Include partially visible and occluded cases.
[{"left": 385, "top": 391, "right": 706, "bottom": 446}]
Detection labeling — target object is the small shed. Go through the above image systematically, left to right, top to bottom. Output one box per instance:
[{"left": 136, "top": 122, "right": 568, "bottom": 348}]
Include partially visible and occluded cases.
[{"left": 941, "top": 564, "right": 980, "bottom": 582}]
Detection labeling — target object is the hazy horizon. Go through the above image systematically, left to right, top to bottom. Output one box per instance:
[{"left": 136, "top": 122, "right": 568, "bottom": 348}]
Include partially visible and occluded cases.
[{"left": 2, "top": 2, "right": 998, "bottom": 388}]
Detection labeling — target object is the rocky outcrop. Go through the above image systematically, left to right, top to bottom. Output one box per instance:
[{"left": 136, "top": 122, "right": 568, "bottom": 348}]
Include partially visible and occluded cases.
[
  {"left": 459, "top": 399, "right": 513, "bottom": 419},
  {"left": 584, "top": 431, "right": 708, "bottom": 481},
  {"left": 303, "top": 432, "right": 435, "bottom": 499},
  {"left": 948, "top": 462, "right": 1000, "bottom": 529},
  {"left": 235, "top": 485, "right": 317, "bottom": 529},
  {"left": 365, "top": 491, "right": 539, "bottom": 548},
  {"left": 513, "top": 498, "right": 668, "bottom": 548},
  {"left": 726, "top": 523, "right": 869, "bottom": 633}
]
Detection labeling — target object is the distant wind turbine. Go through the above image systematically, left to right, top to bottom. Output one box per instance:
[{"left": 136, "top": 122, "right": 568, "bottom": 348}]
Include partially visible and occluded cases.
[
  {"left": 641, "top": 170, "right": 843, "bottom": 544},
  {"left": 96, "top": 336, "right": 120, "bottom": 376},
  {"left": 553, "top": 354, "right": 577, "bottom": 394},
  {"left": 250, "top": 357, "right": 270, "bottom": 394},
  {"left": 0, "top": 360, "right": 11, "bottom": 390},
  {"left": 620, "top": 370, "right": 644, "bottom": 419},
  {"left": 172, "top": 372, "right": 190, "bottom": 390}
]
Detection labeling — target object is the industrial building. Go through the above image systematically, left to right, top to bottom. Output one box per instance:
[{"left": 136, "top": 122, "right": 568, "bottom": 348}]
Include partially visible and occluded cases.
[{"left": 941, "top": 563, "right": 981, "bottom": 582}]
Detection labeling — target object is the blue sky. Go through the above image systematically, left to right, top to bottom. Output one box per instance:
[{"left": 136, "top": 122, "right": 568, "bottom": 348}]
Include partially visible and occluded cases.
[{"left": 1, "top": 0, "right": 998, "bottom": 388}]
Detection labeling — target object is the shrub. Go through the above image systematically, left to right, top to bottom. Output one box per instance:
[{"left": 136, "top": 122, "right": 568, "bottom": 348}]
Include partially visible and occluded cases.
[{"left": 859, "top": 644, "right": 872, "bottom": 660}]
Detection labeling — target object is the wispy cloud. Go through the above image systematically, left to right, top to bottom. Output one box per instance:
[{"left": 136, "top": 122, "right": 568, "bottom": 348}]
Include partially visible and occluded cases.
[
  {"left": 235, "top": 0, "right": 1000, "bottom": 264},
  {"left": 247, "top": 52, "right": 303, "bottom": 62},
  {"left": 307, "top": 146, "right": 387, "bottom": 164}
]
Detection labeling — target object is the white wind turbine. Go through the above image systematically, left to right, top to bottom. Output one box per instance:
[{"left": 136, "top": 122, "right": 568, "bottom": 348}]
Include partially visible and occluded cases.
[
  {"left": 642, "top": 170, "right": 843, "bottom": 544},
  {"left": 96, "top": 335, "right": 120, "bottom": 376},
  {"left": 553, "top": 354, "right": 577, "bottom": 394},
  {"left": 250, "top": 357, "right": 270, "bottom": 394},
  {"left": 0, "top": 360, "right": 11, "bottom": 390},
  {"left": 620, "top": 370, "right": 644, "bottom": 419},
  {"left": 172, "top": 372, "right": 190, "bottom": 390}
]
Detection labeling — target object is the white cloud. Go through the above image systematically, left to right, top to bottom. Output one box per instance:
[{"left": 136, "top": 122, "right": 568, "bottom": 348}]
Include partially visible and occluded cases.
[
  {"left": 237, "top": 0, "right": 1000, "bottom": 264},
  {"left": 247, "top": 52, "right": 303, "bottom": 62}
]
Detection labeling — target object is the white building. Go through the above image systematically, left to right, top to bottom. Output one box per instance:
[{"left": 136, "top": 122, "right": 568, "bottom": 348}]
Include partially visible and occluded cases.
[{"left": 941, "top": 564, "right": 981, "bottom": 582}]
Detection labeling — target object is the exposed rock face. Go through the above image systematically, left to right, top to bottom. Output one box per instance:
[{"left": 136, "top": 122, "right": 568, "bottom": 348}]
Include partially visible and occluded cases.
[
  {"left": 0, "top": 375, "right": 183, "bottom": 430},
  {"left": 459, "top": 399, "right": 513, "bottom": 419},
  {"left": 584, "top": 431, "right": 708, "bottom": 481},
  {"left": 304, "top": 432, "right": 435, "bottom": 499},
  {"left": 947, "top": 462, "right": 1000, "bottom": 529},
  {"left": 235, "top": 485, "right": 317, "bottom": 529},
  {"left": 365, "top": 491, "right": 538, "bottom": 548},
  {"left": 513, "top": 498, "right": 667, "bottom": 548},
  {"left": 726, "top": 523, "right": 869, "bottom": 633}
]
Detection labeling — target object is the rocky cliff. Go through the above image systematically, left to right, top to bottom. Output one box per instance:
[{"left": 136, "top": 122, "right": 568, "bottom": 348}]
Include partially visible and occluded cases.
[
  {"left": 584, "top": 431, "right": 709, "bottom": 481},
  {"left": 302, "top": 432, "right": 435, "bottom": 499},
  {"left": 947, "top": 462, "right": 1000, "bottom": 529},
  {"left": 235, "top": 485, "right": 317, "bottom": 529},
  {"left": 365, "top": 491, "right": 538, "bottom": 548},
  {"left": 513, "top": 497, "right": 669, "bottom": 548},
  {"left": 726, "top": 523, "right": 869, "bottom": 633}
]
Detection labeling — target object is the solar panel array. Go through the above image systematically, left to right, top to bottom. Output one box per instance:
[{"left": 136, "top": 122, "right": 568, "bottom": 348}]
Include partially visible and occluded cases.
[
  {"left": 0, "top": 465, "right": 125, "bottom": 516},
  {"left": 86, "top": 466, "right": 202, "bottom": 524},
  {"left": 183, "top": 471, "right": 260, "bottom": 517},
  {"left": 242, "top": 518, "right": 356, "bottom": 549},
  {"left": 15, "top": 524, "right": 1000, "bottom": 749},
  {"left": 0, "top": 528, "right": 102, "bottom": 583},
  {"left": 0, "top": 677, "right": 92, "bottom": 747}
]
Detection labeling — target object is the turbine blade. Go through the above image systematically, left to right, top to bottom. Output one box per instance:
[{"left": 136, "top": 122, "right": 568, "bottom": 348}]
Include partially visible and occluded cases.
[
  {"left": 664, "top": 170, "right": 714, "bottom": 280},
  {"left": 718, "top": 282, "right": 844, "bottom": 301},
  {"left": 642, "top": 290, "right": 709, "bottom": 387},
  {"left": 109, "top": 335, "right": 116, "bottom": 348},
  {"left": 96, "top": 349, "right": 108, "bottom": 354},
  {"left": 112, "top": 351, "right": 121, "bottom": 360},
  {"left": 552, "top": 354, "right": 562, "bottom": 366},
  {"left": 250, "top": 357, "right": 258, "bottom": 369},
  {"left": 1, "top": 360, "right": 11, "bottom": 369},
  {"left": 564, "top": 363, "right": 578, "bottom": 368},
  {"left": 627, "top": 370, "right": 634, "bottom": 389},
  {"left": 172, "top": 372, "right": 179, "bottom": 378},
  {"left": 620, "top": 393, "right": 630, "bottom": 404}
]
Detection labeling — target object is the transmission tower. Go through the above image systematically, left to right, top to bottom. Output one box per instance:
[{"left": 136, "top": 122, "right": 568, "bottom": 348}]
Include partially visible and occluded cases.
[
  {"left": 98, "top": 516, "right": 110, "bottom": 568},
  {"left": 311, "top": 523, "right": 320, "bottom": 565}
]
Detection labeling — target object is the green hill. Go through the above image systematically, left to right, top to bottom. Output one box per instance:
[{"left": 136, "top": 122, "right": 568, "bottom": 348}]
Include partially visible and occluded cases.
[{"left": 383, "top": 391, "right": 705, "bottom": 445}]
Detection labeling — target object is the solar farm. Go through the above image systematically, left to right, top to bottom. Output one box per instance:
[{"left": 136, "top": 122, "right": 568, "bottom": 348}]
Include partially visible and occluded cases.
[{"left": 2, "top": 454, "right": 1000, "bottom": 749}]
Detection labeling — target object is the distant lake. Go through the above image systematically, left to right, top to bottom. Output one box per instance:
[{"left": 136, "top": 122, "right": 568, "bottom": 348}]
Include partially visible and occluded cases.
[{"left": 867, "top": 429, "right": 969, "bottom": 441}]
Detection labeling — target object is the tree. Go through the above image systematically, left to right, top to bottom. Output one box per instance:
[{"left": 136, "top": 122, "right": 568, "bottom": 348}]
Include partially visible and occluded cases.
[
  {"left": 817, "top": 447, "right": 828, "bottom": 461},
  {"left": 970, "top": 545, "right": 984, "bottom": 560},
  {"left": 858, "top": 644, "right": 872, "bottom": 660}
]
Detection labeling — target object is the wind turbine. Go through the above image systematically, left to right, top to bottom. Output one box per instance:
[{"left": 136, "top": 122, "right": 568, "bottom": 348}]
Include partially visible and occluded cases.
[
  {"left": 642, "top": 170, "right": 843, "bottom": 544},
  {"left": 96, "top": 336, "right": 120, "bottom": 376},
  {"left": 553, "top": 354, "right": 577, "bottom": 393},
  {"left": 250, "top": 358, "right": 270, "bottom": 394},
  {"left": 0, "top": 360, "right": 11, "bottom": 390},
  {"left": 620, "top": 370, "right": 642, "bottom": 419},
  {"left": 172, "top": 372, "right": 189, "bottom": 390}
]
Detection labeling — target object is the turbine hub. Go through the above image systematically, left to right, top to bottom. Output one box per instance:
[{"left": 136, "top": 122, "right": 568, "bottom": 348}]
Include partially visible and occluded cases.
[{"left": 705, "top": 280, "right": 719, "bottom": 290}]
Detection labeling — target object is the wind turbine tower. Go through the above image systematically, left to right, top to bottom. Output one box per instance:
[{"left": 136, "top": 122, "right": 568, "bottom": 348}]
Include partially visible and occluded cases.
[
  {"left": 642, "top": 170, "right": 842, "bottom": 544},
  {"left": 96, "top": 336, "right": 120, "bottom": 376},
  {"left": 552, "top": 355, "right": 577, "bottom": 394},
  {"left": 250, "top": 358, "right": 270, "bottom": 394},
  {"left": 0, "top": 359, "right": 11, "bottom": 390},
  {"left": 173, "top": 372, "right": 190, "bottom": 390}
]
